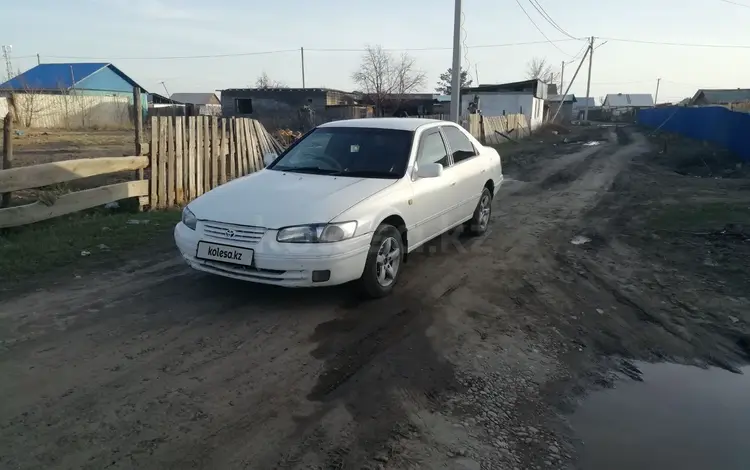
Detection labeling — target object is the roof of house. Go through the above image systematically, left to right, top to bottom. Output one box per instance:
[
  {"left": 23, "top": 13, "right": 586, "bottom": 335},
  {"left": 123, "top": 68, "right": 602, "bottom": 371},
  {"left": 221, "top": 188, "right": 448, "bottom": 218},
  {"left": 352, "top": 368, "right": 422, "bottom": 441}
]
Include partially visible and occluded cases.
[
  {"left": 0, "top": 62, "right": 146, "bottom": 91},
  {"left": 462, "top": 79, "right": 542, "bottom": 94},
  {"left": 220, "top": 87, "right": 353, "bottom": 95},
  {"left": 690, "top": 88, "right": 750, "bottom": 105},
  {"left": 170, "top": 92, "right": 220, "bottom": 105},
  {"left": 603, "top": 93, "right": 654, "bottom": 107},
  {"left": 547, "top": 94, "right": 577, "bottom": 103},
  {"left": 573, "top": 97, "right": 597, "bottom": 108},
  {"left": 319, "top": 117, "right": 445, "bottom": 131}
]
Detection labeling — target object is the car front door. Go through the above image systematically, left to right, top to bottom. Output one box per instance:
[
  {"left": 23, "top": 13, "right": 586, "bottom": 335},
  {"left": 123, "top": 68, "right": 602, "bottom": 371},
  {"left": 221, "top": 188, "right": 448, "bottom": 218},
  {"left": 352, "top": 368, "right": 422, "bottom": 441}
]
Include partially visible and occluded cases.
[
  {"left": 440, "top": 125, "right": 487, "bottom": 223},
  {"left": 407, "top": 128, "right": 456, "bottom": 248}
]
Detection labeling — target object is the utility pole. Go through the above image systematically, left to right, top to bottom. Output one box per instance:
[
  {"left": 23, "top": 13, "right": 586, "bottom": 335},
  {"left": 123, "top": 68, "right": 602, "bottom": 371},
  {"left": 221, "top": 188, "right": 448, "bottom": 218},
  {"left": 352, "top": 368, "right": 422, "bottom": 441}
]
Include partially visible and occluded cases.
[
  {"left": 449, "top": 0, "right": 462, "bottom": 123},
  {"left": 583, "top": 36, "right": 594, "bottom": 121},
  {"left": 1, "top": 45, "right": 14, "bottom": 82},
  {"left": 551, "top": 46, "right": 590, "bottom": 123},
  {"left": 300, "top": 47, "right": 306, "bottom": 89},
  {"left": 36, "top": 53, "right": 40, "bottom": 65},
  {"left": 560, "top": 60, "right": 565, "bottom": 94},
  {"left": 475, "top": 64, "right": 480, "bottom": 86},
  {"left": 654, "top": 78, "right": 661, "bottom": 104}
]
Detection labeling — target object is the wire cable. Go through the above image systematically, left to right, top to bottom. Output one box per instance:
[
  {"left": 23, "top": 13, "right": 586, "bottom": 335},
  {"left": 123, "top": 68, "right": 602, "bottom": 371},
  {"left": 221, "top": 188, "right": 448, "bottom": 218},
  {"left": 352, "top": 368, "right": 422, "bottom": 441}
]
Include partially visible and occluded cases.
[
  {"left": 514, "top": 0, "right": 573, "bottom": 56},
  {"left": 526, "top": 0, "right": 577, "bottom": 39},
  {"left": 718, "top": 0, "right": 750, "bottom": 8},
  {"left": 461, "top": 11, "right": 473, "bottom": 84},
  {"left": 600, "top": 37, "right": 750, "bottom": 48}
]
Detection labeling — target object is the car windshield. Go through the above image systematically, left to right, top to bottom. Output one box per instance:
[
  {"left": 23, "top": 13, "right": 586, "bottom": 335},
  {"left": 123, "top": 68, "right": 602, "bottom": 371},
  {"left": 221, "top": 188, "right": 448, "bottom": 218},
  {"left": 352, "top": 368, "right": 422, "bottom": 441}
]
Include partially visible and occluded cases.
[{"left": 268, "top": 127, "right": 414, "bottom": 178}]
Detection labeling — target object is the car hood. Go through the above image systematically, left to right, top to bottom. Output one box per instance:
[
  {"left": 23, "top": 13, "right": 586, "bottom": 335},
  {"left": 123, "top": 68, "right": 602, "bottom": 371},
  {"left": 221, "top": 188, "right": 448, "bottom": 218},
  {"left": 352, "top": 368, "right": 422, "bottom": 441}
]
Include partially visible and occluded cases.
[{"left": 188, "top": 169, "right": 396, "bottom": 229}]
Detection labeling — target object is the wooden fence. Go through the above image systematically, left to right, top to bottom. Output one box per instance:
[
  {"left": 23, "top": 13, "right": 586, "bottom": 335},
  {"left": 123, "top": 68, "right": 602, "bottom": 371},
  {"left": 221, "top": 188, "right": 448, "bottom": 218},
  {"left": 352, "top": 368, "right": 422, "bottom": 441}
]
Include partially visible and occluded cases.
[{"left": 148, "top": 116, "right": 281, "bottom": 209}]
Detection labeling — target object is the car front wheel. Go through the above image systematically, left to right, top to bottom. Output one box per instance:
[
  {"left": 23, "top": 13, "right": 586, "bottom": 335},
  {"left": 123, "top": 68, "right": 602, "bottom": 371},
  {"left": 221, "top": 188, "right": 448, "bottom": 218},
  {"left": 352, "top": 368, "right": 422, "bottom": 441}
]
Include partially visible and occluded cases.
[
  {"left": 466, "top": 187, "right": 492, "bottom": 236},
  {"left": 357, "top": 224, "right": 403, "bottom": 298}
]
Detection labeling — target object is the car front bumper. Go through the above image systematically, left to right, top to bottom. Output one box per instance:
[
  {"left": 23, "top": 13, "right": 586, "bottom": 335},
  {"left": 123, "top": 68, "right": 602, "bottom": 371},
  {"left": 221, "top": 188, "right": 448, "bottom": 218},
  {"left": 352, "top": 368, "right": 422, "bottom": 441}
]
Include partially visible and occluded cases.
[{"left": 174, "top": 222, "right": 371, "bottom": 287}]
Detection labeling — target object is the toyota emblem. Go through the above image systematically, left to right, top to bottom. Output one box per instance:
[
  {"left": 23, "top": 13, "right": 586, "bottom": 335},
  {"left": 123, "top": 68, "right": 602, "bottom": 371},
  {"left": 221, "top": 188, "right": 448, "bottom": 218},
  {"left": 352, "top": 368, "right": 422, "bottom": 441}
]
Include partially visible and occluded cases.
[{"left": 224, "top": 229, "right": 235, "bottom": 238}]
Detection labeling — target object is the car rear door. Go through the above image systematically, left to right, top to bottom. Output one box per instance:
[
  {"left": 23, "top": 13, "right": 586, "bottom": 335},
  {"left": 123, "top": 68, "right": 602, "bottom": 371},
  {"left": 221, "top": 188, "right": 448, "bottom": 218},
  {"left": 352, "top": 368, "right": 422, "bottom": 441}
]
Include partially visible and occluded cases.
[
  {"left": 440, "top": 125, "right": 487, "bottom": 223},
  {"left": 406, "top": 128, "right": 457, "bottom": 248}
]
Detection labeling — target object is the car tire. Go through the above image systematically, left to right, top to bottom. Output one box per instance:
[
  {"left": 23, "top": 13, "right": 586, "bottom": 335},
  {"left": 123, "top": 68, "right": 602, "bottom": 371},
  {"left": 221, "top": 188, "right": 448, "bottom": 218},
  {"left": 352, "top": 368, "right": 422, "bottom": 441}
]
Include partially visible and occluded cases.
[
  {"left": 466, "top": 187, "right": 492, "bottom": 236},
  {"left": 357, "top": 224, "right": 404, "bottom": 299}
]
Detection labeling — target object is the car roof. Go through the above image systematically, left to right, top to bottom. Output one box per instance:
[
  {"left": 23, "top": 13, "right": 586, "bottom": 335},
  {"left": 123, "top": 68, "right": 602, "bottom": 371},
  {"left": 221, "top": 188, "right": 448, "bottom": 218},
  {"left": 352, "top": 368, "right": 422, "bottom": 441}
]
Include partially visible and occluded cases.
[{"left": 318, "top": 117, "right": 449, "bottom": 131}]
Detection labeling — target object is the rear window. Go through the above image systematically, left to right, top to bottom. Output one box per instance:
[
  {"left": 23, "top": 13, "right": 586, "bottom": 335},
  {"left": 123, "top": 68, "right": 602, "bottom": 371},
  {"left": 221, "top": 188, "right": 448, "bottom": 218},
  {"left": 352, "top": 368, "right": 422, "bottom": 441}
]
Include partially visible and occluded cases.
[{"left": 269, "top": 127, "right": 414, "bottom": 178}]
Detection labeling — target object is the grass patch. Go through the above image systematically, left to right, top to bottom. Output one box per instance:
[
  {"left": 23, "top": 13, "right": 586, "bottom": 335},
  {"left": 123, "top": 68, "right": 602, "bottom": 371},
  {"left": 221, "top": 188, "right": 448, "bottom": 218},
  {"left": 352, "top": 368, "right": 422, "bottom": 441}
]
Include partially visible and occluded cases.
[
  {"left": 647, "top": 201, "right": 750, "bottom": 232},
  {"left": 0, "top": 209, "right": 181, "bottom": 284}
]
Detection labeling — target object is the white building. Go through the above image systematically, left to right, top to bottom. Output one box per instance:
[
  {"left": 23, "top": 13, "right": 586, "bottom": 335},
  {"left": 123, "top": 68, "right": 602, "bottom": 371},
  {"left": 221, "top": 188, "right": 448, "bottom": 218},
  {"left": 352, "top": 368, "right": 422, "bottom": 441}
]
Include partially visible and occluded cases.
[{"left": 461, "top": 79, "right": 547, "bottom": 129}]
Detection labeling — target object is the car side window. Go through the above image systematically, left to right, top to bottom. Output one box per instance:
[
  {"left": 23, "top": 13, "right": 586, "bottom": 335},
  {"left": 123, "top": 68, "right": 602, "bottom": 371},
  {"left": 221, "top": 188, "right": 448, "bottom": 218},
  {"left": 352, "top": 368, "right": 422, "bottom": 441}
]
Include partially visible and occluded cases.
[
  {"left": 441, "top": 126, "right": 477, "bottom": 164},
  {"left": 417, "top": 131, "right": 450, "bottom": 167}
]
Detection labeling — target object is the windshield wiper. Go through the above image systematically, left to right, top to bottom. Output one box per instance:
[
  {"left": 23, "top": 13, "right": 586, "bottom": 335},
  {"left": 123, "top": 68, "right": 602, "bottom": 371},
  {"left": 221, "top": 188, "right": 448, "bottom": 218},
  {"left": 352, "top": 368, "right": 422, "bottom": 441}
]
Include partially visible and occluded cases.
[
  {"left": 274, "top": 166, "right": 340, "bottom": 175},
  {"left": 332, "top": 169, "right": 400, "bottom": 178}
]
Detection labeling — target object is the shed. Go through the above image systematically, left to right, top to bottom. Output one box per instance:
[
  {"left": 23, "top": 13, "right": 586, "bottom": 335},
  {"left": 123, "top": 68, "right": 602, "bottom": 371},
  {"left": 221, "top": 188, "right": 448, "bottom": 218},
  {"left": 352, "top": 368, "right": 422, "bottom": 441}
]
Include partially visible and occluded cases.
[
  {"left": 0, "top": 63, "right": 147, "bottom": 128},
  {"left": 461, "top": 79, "right": 548, "bottom": 129},
  {"left": 170, "top": 92, "right": 221, "bottom": 115},
  {"left": 602, "top": 93, "right": 654, "bottom": 108},
  {"left": 546, "top": 94, "right": 577, "bottom": 122}
]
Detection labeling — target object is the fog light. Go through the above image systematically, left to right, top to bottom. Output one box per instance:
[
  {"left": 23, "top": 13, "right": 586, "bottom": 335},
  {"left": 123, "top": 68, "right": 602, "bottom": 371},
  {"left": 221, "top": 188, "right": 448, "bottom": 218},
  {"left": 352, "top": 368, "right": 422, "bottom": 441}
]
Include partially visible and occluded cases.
[{"left": 312, "top": 270, "right": 331, "bottom": 282}]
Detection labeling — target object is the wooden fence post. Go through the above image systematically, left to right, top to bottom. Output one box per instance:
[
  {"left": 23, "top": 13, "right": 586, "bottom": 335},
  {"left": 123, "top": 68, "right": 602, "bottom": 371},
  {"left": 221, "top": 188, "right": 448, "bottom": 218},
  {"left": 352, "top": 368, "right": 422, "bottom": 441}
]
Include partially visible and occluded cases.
[
  {"left": 1, "top": 113, "right": 13, "bottom": 208},
  {"left": 149, "top": 116, "right": 158, "bottom": 209}
]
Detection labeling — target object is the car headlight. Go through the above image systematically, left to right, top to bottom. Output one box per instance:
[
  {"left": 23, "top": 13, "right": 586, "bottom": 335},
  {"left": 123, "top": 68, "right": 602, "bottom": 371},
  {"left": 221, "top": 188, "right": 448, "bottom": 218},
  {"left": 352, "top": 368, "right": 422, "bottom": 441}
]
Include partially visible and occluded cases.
[
  {"left": 182, "top": 207, "right": 197, "bottom": 230},
  {"left": 276, "top": 221, "right": 358, "bottom": 243}
]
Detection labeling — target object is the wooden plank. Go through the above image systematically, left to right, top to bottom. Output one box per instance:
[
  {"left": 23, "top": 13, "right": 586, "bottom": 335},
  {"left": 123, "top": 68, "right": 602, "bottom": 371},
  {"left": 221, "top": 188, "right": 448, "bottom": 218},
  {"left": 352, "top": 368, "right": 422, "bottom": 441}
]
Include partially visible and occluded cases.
[
  {"left": 133, "top": 87, "right": 144, "bottom": 180},
  {"left": 2, "top": 112, "right": 13, "bottom": 208},
  {"left": 149, "top": 116, "right": 158, "bottom": 208},
  {"left": 166, "top": 116, "right": 176, "bottom": 207},
  {"left": 175, "top": 116, "right": 184, "bottom": 204},
  {"left": 187, "top": 116, "right": 196, "bottom": 200},
  {"left": 196, "top": 116, "right": 204, "bottom": 196},
  {"left": 203, "top": 116, "right": 210, "bottom": 191},
  {"left": 211, "top": 116, "right": 219, "bottom": 189},
  {"left": 157, "top": 117, "right": 168, "bottom": 208},
  {"left": 227, "top": 118, "right": 236, "bottom": 180},
  {"left": 219, "top": 119, "right": 227, "bottom": 185},
  {"left": 235, "top": 119, "right": 245, "bottom": 176},
  {"left": 247, "top": 119, "right": 257, "bottom": 172},
  {"left": 251, "top": 120, "right": 267, "bottom": 168},
  {"left": 0, "top": 156, "right": 150, "bottom": 194},
  {"left": 0, "top": 180, "right": 150, "bottom": 229}
]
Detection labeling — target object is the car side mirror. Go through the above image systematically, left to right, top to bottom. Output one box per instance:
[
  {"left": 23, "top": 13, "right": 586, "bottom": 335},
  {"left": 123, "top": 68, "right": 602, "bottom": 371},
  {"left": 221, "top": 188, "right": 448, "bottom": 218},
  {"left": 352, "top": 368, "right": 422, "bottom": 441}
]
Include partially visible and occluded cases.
[
  {"left": 263, "top": 152, "right": 277, "bottom": 167},
  {"left": 416, "top": 162, "right": 443, "bottom": 179}
]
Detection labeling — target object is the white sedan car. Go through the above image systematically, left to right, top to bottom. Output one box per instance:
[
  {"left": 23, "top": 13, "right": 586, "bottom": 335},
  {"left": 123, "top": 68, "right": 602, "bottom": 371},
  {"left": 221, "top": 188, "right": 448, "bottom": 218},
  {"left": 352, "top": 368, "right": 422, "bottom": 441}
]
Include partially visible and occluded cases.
[{"left": 174, "top": 118, "right": 502, "bottom": 298}]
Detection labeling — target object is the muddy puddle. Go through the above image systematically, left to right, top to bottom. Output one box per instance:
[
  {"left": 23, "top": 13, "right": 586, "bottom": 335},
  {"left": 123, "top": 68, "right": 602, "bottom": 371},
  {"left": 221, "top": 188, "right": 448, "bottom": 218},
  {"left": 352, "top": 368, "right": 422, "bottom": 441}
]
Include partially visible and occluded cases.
[{"left": 572, "top": 362, "right": 750, "bottom": 470}]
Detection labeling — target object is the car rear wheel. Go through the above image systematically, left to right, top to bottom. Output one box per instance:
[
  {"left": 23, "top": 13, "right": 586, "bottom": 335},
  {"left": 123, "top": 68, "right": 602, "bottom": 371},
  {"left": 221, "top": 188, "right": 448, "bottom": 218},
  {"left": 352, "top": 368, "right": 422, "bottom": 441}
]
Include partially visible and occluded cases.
[
  {"left": 466, "top": 187, "right": 492, "bottom": 236},
  {"left": 357, "top": 224, "right": 403, "bottom": 298}
]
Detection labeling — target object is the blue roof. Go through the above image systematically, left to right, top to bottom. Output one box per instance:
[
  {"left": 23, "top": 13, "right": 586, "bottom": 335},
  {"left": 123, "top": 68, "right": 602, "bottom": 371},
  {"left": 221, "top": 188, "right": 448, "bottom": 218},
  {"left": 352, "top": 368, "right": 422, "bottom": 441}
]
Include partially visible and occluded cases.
[{"left": 0, "top": 63, "right": 146, "bottom": 92}]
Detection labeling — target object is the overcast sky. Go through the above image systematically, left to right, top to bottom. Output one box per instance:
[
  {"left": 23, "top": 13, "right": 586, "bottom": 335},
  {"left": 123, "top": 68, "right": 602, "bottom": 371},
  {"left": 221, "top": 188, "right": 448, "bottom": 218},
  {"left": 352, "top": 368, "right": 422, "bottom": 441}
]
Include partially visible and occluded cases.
[{"left": 4, "top": 0, "right": 750, "bottom": 103}]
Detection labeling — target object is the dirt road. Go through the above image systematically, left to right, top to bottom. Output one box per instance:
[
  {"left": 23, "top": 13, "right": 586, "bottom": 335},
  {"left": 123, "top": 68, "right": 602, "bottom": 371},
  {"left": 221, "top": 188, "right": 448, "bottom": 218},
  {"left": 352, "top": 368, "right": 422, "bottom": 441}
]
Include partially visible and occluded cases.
[{"left": 2, "top": 126, "right": 748, "bottom": 469}]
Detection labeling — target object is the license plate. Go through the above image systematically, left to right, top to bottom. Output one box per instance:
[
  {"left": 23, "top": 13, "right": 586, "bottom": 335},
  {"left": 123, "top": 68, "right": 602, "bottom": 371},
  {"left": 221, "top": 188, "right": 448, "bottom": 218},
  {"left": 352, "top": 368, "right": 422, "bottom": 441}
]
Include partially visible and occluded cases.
[{"left": 196, "top": 242, "right": 253, "bottom": 266}]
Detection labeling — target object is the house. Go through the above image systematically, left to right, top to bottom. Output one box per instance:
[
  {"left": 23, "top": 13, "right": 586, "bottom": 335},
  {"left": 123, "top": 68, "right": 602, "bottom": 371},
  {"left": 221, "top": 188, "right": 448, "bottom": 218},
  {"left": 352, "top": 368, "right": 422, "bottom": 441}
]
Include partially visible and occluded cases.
[
  {"left": 0, "top": 62, "right": 147, "bottom": 128},
  {"left": 461, "top": 79, "right": 548, "bottom": 129},
  {"left": 219, "top": 87, "right": 368, "bottom": 130},
  {"left": 688, "top": 88, "right": 750, "bottom": 110},
  {"left": 170, "top": 92, "right": 221, "bottom": 115},
  {"left": 602, "top": 93, "right": 654, "bottom": 110},
  {"left": 546, "top": 94, "right": 577, "bottom": 122},
  {"left": 571, "top": 97, "right": 599, "bottom": 120}
]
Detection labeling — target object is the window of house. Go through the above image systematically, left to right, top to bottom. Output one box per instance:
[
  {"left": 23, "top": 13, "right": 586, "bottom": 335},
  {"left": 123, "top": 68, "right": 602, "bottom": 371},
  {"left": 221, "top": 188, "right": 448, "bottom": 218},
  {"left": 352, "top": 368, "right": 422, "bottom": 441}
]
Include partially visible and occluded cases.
[
  {"left": 235, "top": 98, "right": 253, "bottom": 114},
  {"left": 441, "top": 126, "right": 476, "bottom": 164},
  {"left": 417, "top": 131, "right": 450, "bottom": 167}
]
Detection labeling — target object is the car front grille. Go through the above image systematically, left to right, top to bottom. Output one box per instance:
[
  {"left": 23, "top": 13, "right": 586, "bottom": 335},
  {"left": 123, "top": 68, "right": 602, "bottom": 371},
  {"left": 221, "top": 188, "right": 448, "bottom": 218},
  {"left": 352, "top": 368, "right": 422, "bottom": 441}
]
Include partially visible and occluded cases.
[{"left": 201, "top": 221, "right": 267, "bottom": 244}]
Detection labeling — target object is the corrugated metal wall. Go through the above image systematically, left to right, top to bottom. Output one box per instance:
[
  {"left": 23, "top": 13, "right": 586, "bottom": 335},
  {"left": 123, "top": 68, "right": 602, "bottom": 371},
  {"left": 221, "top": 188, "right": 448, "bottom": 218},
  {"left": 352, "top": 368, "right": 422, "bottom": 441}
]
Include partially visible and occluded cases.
[{"left": 9, "top": 93, "right": 134, "bottom": 129}]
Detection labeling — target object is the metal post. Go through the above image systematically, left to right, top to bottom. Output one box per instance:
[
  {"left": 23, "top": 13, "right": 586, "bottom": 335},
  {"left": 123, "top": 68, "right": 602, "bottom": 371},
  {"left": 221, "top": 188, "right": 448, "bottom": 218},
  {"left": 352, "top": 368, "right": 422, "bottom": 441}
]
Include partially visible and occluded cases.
[
  {"left": 449, "top": 0, "right": 462, "bottom": 123},
  {"left": 584, "top": 36, "right": 594, "bottom": 121},
  {"left": 301, "top": 47, "right": 306, "bottom": 89},
  {"left": 36, "top": 53, "right": 40, "bottom": 65},
  {"left": 560, "top": 61, "right": 565, "bottom": 94},
  {"left": 654, "top": 78, "right": 661, "bottom": 104}
]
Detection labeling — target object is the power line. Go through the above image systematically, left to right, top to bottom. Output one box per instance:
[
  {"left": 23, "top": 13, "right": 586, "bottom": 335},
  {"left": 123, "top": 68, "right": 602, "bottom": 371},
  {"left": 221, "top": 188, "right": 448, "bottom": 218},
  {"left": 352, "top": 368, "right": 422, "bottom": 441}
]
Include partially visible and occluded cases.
[
  {"left": 514, "top": 0, "right": 574, "bottom": 56},
  {"left": 526, "top": 0, "right": 577, "bottom": 39},
  {"left": 718, "top": 0, "right": 750, "bottom": 8},
  {"left": 600, "top": 37, "right": 750, "bottom": 48},
  {"left": 565, "top": 42, "right": 589, "bottom": 64},
  {"left": 44, "top": 49, "right": 300, "bottom": 60}
]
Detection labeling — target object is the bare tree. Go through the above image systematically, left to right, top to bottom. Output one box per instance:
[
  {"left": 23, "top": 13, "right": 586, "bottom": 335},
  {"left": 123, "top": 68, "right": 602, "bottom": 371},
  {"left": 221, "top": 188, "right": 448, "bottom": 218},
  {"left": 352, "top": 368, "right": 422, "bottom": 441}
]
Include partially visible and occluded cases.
[
  {"left": 352, "top": 45, "right": 427, "bottom": 115},
  {"left": 526, "top": 57, "right": 559, "bottom": 85},
  {"left": 255, "top": 72, "right": 287, "bottom": 89}
]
